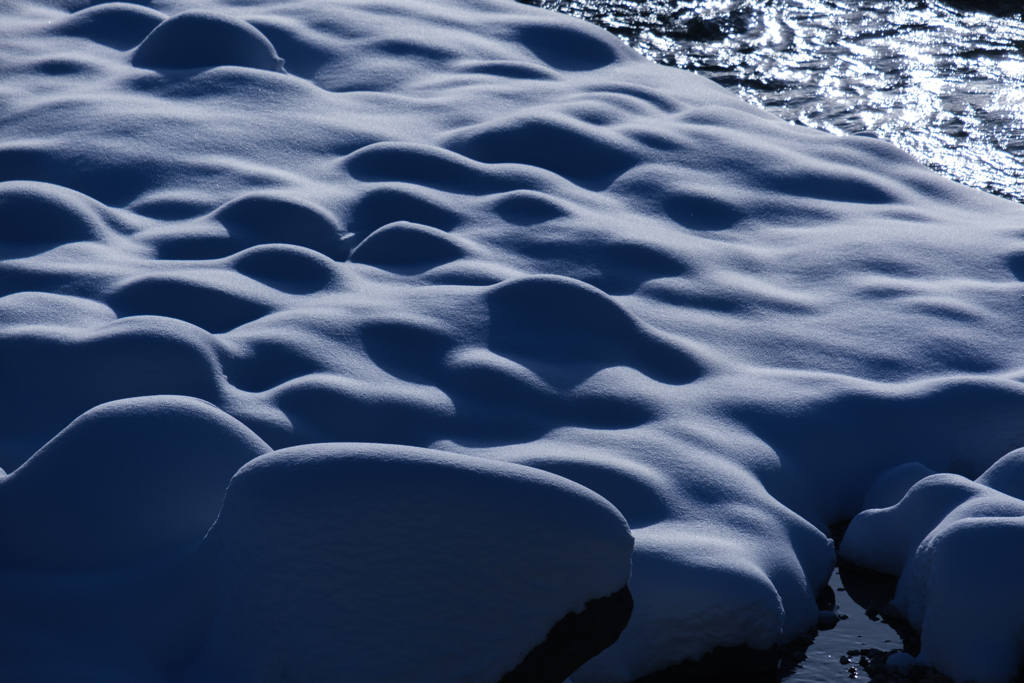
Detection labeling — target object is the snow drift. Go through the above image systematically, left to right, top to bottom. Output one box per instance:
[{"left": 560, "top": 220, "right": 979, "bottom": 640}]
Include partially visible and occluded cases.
[
  {"left": 2, "top": 0, "right": 1024, "bottom": 681},
  {"left": 842, "top": 452, "right": 1024, "bottom": 683}
]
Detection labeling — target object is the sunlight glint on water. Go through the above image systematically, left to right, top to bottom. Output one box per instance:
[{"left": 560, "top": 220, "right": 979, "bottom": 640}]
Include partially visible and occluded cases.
[{"left": 520, "top": 0, "right": 1024, "bottom": 203}]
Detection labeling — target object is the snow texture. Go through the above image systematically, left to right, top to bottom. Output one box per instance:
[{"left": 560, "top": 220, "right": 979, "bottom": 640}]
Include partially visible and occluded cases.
[
  {"left": 2, "top": 0, "right": 1024, "bottom": 681},
  {"left": 843, "top": 454, "right": 1024, "bottom": 683}
]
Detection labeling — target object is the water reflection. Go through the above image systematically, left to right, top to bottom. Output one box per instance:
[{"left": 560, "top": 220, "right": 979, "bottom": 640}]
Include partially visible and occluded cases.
[
  {"left": 520, "top": 0, "right": 1024, "bottom": 203},
  {"left": 789, "top": 566, "right": 907, "bottom": 683}
]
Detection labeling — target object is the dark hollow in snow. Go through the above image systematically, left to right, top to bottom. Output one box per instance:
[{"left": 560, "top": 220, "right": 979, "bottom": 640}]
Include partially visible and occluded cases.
[{"left": 500, "top": 584, "right": 633, "bottom": 683}]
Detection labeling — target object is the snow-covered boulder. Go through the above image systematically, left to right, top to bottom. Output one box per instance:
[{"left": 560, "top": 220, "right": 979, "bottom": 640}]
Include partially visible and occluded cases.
[
  {"left": 0, "top": 395, "right": 270, "bottom": 571},
  {"left": 188, "top": 442, "right": 633, "bottom": 683},
  {"left": 842, "top": 455, "right": 1024, "bottom": 683}
]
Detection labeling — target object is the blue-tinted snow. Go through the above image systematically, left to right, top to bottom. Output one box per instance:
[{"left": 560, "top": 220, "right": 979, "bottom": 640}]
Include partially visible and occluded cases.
[{"left": 1, "top": 0, "right": 1024, "bottom": 681}]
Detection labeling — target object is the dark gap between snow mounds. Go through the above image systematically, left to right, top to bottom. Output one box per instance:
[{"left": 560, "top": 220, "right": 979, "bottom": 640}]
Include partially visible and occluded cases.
[
  {"left": 513, "top": 21, "right": 619, "bottom": 72},
  {"left": 445, "top": 115, "right": 641, "bottom": 192},
  {"left": 347, "top": 119, "right": 642, "bottom": 198},
  {"left": 342, "top": 183, "right": 461, "bottom": 248},
  {"left": 149, "top": 194, "right": 349, "bottom": 262},
  {"left": 349, "top": 222, "right": 466, "bottom": 272},
  {"left": 514, "top": 232, "right": 688, "bottom": 296},
  {"left": 231, "top": 244, "right": 337, "bottom": 295},
  {"left": 106, "top": 247, "right": 340, "bottom": 335},
  {"left": 106, "top": 274, "right": 274, "bottom": 334},
  {"left": 267, "top": 275, "right": 704, "bottom": 450},
  {"left": 487, "top": 275, "right": 702, "bottom": 389},
  {"left": 343, "top": 276, "right": 702, "bottom": 446},
  {"left": 0, "top": 317, "right": 222, "bottom": 473},
  {"left": 274, "top": 324, "right": 653, "bottom": 449},
  {"left": 218, "top": 335, "right": 325, "bottom": 395},
  {"left": 501, "top": 585, "right": 633, "bottom": 683}
]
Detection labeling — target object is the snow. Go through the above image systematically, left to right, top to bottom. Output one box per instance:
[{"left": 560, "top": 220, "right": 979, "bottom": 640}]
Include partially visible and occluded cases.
[
  {"left": 2, "top": 0, "right": 1024, "bottom": 681},
  {"left": 0, "top": 395, "right": 271, "bottom": 571},
  {"left": 192, "top": 443, "right": 633, "bottom": 682},
  {"left": 842, "top": 456, "right": 1024, "bottom": 683}
]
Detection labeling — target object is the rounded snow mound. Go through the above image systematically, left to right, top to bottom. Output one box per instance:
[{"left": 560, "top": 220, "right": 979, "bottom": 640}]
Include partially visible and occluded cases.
[
  {"left": 132, "top": 10, "right": 286, "bottom": 73},
  {"left": 0, "top": 395, "right": 270, "bottom": 571},
  {"left": 191, "top": 442, "right": 633, "bottom": 683},
  {"left": 842, "top": 456, "right": 1024, "bottom": 683}
]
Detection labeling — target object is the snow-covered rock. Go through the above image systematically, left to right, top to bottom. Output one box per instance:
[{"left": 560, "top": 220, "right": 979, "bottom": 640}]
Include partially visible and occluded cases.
[
  {"left": 0, "top": 394, "right": 270, "bottom": 571},
  {"left": 190, "top": 442, "right": 633, "bottom": 683},
  {"left": 842, "top": 455, "right": 1024, "bottom": 683}
]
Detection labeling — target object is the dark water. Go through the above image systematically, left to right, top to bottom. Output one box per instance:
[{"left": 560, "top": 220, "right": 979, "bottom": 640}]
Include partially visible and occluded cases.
[
  {"left": 519, "top": 0, "right": 1024, "bottom": 204},
  {"left": 788, "top": 566, "right": 907, "bottom": 683}
]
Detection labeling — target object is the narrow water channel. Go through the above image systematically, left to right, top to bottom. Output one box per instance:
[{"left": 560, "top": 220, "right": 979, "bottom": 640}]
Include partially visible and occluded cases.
[{"left": 790, "top": 565, "right": 908, "bottom": 683}]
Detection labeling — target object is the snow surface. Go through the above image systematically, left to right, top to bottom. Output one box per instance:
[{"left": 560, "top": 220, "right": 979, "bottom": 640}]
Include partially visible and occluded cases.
[
  {"left": 2, "top": 0, "right": 1024, "bottom": 681},
  {"left": 842, "top": 454, "right": 1024, "bottom": 683}
]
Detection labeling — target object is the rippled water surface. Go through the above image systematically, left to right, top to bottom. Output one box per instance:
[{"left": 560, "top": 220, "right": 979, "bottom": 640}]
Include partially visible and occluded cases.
[{"left": 520, "top": 0, "right": 1024, "bottom": 203}]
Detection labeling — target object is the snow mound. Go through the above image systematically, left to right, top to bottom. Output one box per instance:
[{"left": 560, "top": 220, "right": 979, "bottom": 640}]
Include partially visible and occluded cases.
[
  {"left": 3, "top": 0, "right": 1024, "bottom": 680},
  {"left": 132, "top": 11, "right": 286, "bottom": 73},
  {"left": 0, "top": 395, "right": 270, "bottom": 571},
  {"left": 191, "top": 442, "right": 632, "bottom": 682},
  {"left": 977, "top": 446, "right": 1024, "bottom": 499},
  {"left": 842, "top": 456, "right": 1024, "bottom": 683}
]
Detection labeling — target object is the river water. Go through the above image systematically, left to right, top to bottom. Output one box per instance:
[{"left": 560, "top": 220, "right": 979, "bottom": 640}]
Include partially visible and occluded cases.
[{"left": 519, "top": 0, "right": 1024, "bottom": 204}]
